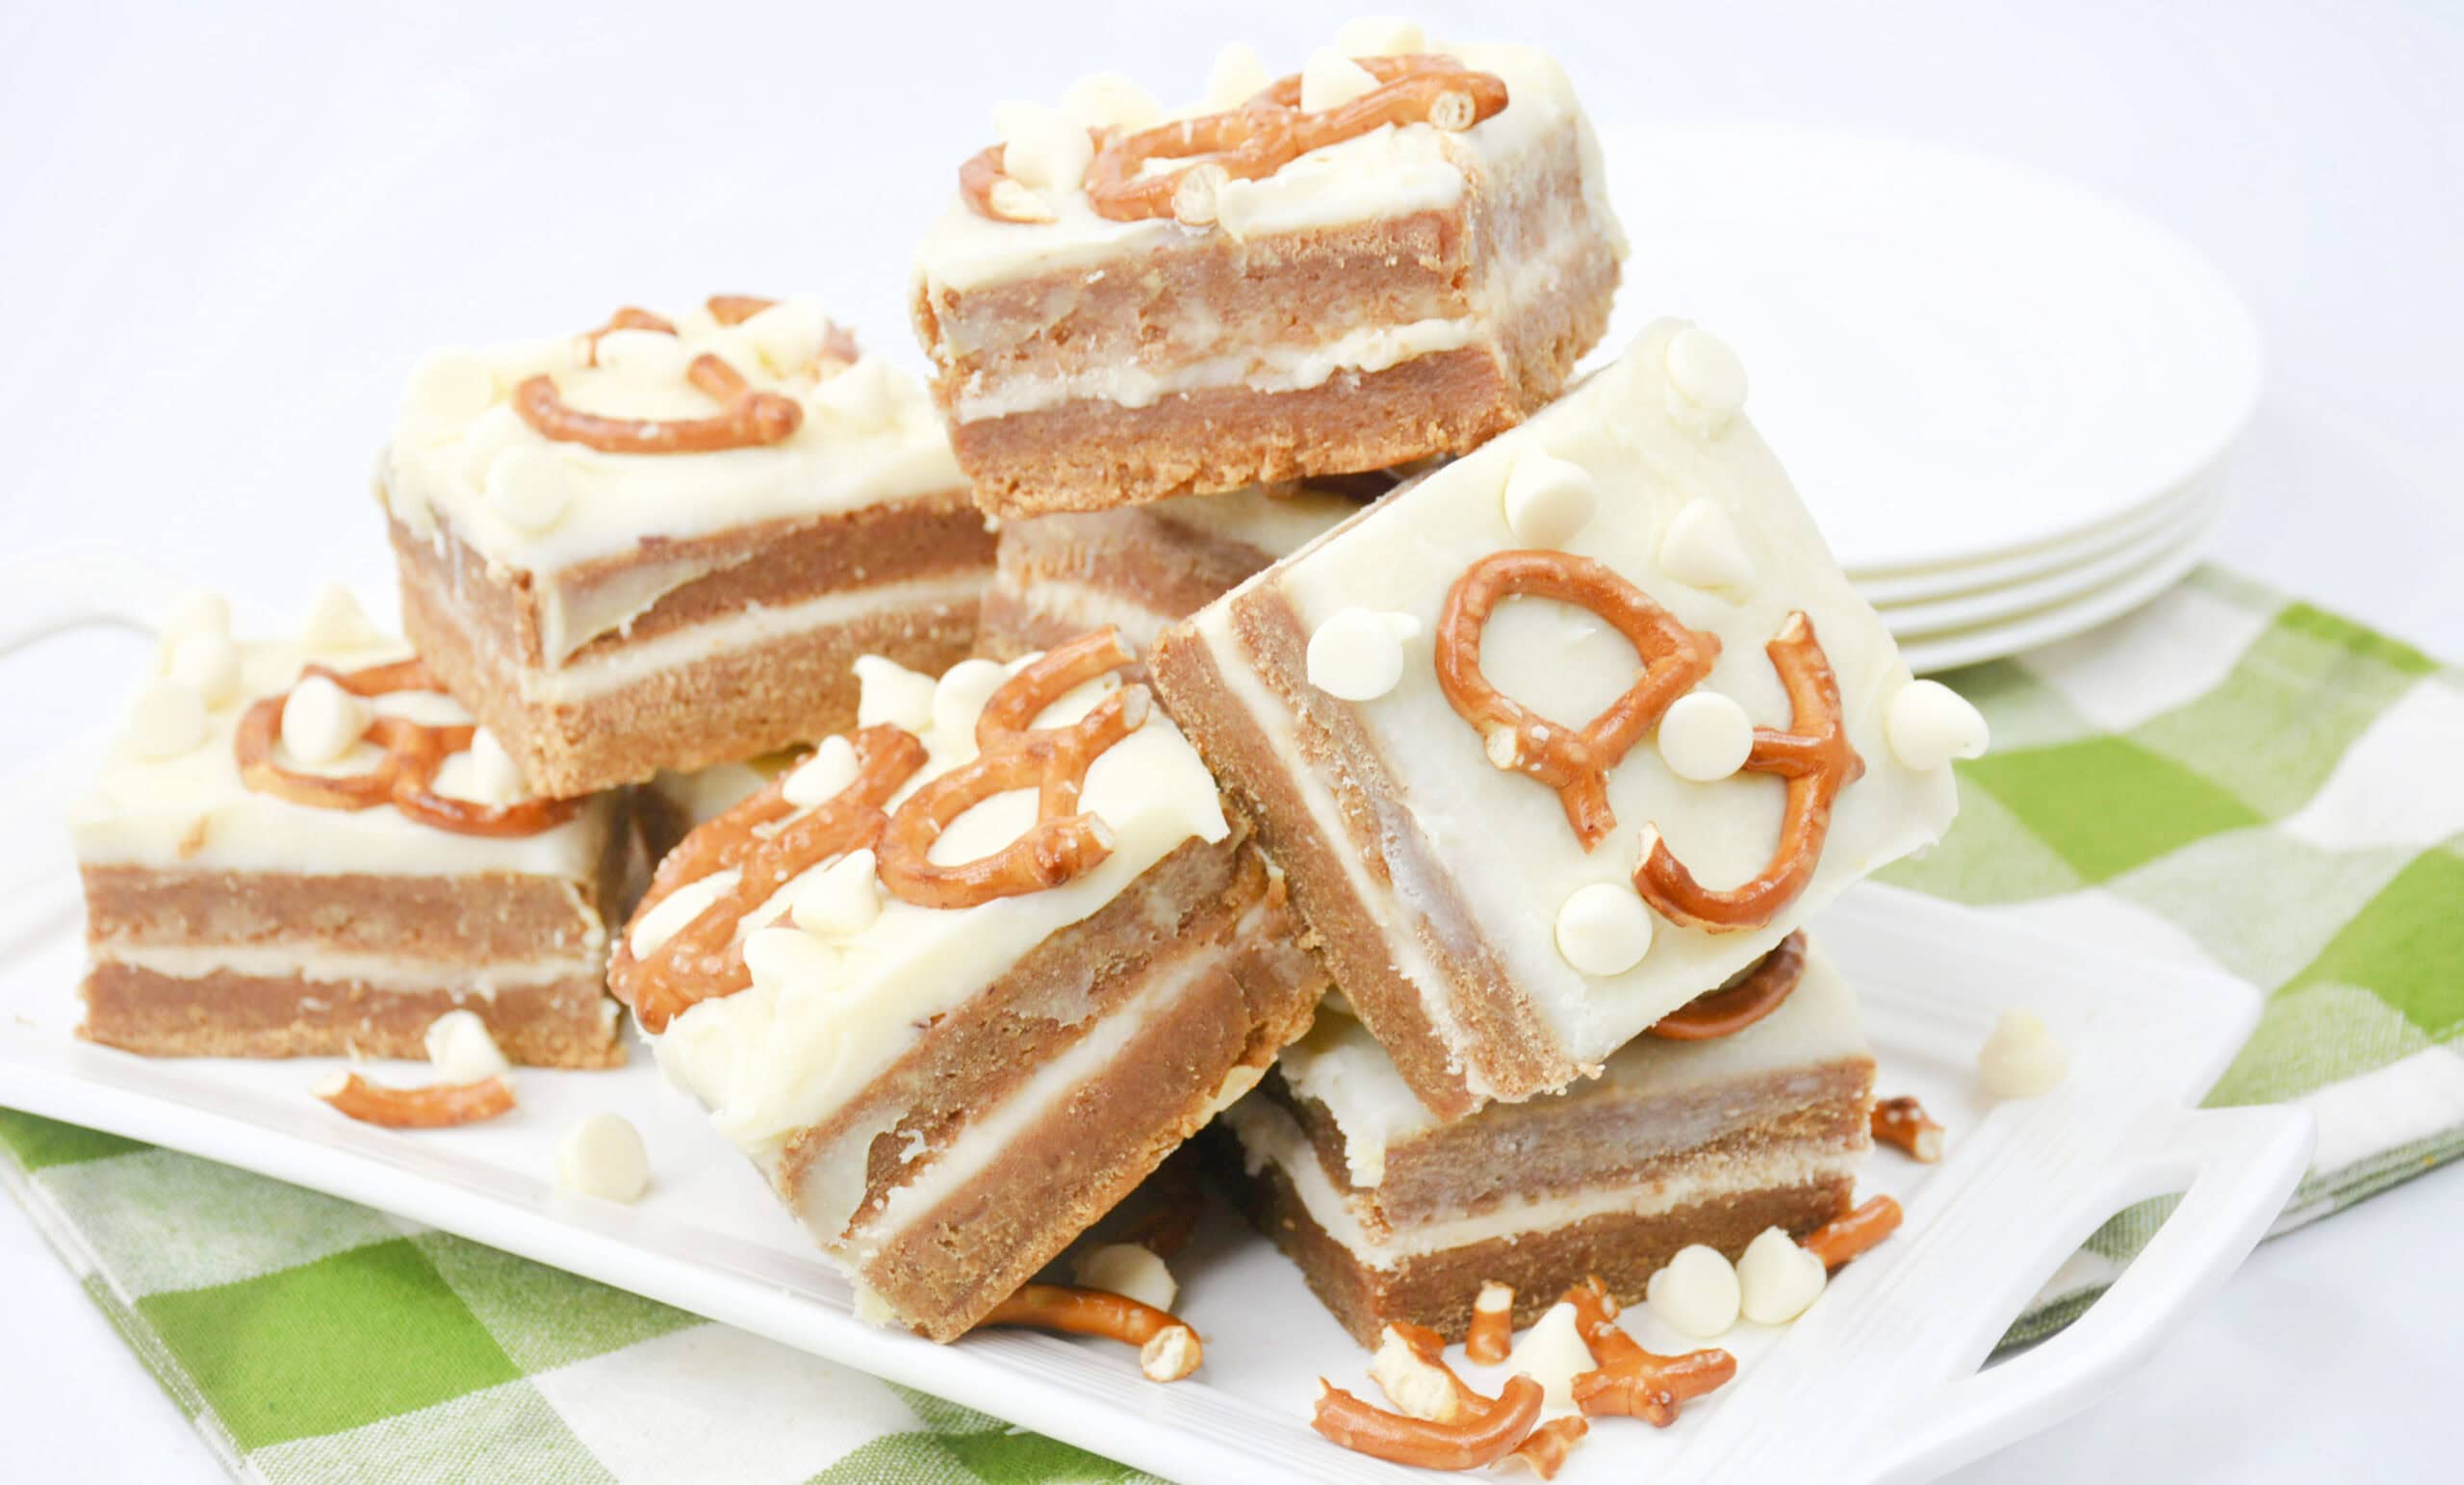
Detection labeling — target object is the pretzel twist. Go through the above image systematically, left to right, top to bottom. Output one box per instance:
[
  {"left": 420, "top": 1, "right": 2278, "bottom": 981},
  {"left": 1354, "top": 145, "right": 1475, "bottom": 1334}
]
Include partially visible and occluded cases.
[
  {"left": 522, "top": 297, "right": 817, "bottom": 454},
  {"left": 1436, "top": 550, "right": 1723, "bottom": 851},
  {"left": 1633, "top": 612, "right": 1864, "bottom": 931},
  {"left": 876, "top": 628, "right": 1150, "bottom": 909},
  {"left": 234, "top": 659, "right": 581, "bottom": 837},
  {"left": 610, "top": 725, "right": 929, "bottom": 1035},
  {"left": 1647, "top": 931, "right": 1808, "bottom": 1040},
  {"left": 1561, "top": 1277, "right": 1736, "bottom": 1427},
  {"left": 1312, "top": 1373, "right": 1545, "bottom": 1472}
]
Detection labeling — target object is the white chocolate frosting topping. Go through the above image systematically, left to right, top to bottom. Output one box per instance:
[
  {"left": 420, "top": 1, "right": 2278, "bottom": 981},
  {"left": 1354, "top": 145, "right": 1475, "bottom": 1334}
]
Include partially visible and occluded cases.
[{"left": 71, "top": 592, "right": 613, "bottom": 881}]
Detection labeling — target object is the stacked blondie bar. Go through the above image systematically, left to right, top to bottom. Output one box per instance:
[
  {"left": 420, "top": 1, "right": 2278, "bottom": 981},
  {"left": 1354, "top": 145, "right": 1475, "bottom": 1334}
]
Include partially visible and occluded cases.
[{"left": 67, "top": 16, "right": 1990, "bottom": 1471}]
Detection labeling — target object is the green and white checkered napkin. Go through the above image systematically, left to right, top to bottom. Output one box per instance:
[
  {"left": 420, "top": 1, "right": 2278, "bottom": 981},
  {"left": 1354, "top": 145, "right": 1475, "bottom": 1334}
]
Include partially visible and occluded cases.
[{"left": 5, "top": 566, "right": 2458, "bottom": 1483}]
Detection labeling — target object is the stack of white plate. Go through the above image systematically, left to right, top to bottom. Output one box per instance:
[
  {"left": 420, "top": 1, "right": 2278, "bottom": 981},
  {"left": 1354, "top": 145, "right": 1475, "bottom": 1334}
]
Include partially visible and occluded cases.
[{"left": 1601, "top": 123, "right": 2264, "bottom": 673}]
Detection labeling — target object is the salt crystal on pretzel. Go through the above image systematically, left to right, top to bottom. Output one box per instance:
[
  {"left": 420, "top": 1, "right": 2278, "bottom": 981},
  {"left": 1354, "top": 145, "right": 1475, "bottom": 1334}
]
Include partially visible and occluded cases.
[{"left": 1154, "top": 319, "right": 1962, "bottom": 1117}]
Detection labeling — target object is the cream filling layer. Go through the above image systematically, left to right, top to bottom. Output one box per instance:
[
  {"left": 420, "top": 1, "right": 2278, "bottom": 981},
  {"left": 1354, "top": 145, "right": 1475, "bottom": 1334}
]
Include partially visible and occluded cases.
[
  {"left": 508, "top": 571, "right": 991, "bottom": 704},
  {"left": 993, "top": 576, "right": 1186, "bottom": 651},
  {"left": 92, "top": 942, "right": 603, "bottom": 996},
  {"left": 1224, "top": 1098, "right": 1858, "bottom": 1267}
]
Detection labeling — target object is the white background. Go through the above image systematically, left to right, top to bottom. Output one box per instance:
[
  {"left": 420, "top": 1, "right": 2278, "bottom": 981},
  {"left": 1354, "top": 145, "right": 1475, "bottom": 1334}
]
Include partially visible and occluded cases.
[{"left": 2, "top": 0, "right": 2458, "bottom": 1478}]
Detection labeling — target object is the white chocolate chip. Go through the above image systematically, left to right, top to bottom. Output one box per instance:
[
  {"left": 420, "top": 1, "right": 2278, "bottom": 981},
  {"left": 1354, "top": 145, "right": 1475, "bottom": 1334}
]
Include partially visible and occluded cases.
[
  {"left": 1335, "top": 15, "right": 1429, "bottom": 55},
  {"left": 1203, "top": 43, "right": 1271, "bottom": 110},
  {"left": 1300, "top": 48, "right": 1381, "bottom": 112},
  {"left": 1059, "top": 72, "right": 1162, "bottom": 134},
  {"left": 993, "top": 101, "right": 1094, "bottom": 193},
  {"left": 985, "top": 178, "right": 1058, "bottom": 225},
  {"left": 738, "top": 297, "right": 833, "bottom": 378},
  {"left": 1665, "top": 325, "right": 1749, "bottom": 425},
  {"left": 592, "top": 327, "right": 691, "bottom": 381},
  {"left": 402, "top": 347, "right": 497, "bottom": 438},
  {"left": 809, "top": 357, "right": 900, "bottom": 429},
  {"left": 456, "top": 404, "right": 532, "bottom": 487},
  {"left": 485, "top": 446, "right": 571, "bottom": 534},
  {"left": 1501, "top": 451, "right": 1598, "bottom": 549},
  {"left": 1659, "top": 499, "right": 1756, "bottom": 594},
  {"left": 298, "top": 582, "right": 386, "bottom": 652},
  {"left": 158, "top": 590, "right": 232, "bottom": 652},
  {"left": 1306, "top": 607, "right": 1417, "bottom": 702},
  {"left": 167, "top": 632, "right": 241, "bottom": 708},
  {"left": 853, "top": 655, "right": 938, "bottom": 731},
  {"left": 933, "top": 657, "right": 1011, "bottom": 739},
  {"left": 281, "top": 675, "right": 370, "bottom": 765},
  {"left": 122, "top": 679, "right": 209, "bottom": 760},
  {"left": 1887, "top": 679, "right": 1990, "bottom": 771},
  {"left": 1657, "top": 691, "right": 1755, "bottom": 782},
  {"left": 467, "top": 728, "right": 528, "bottom": 805},
  {"left": 783, "top": 734, "right": 860, "bottom": 807},
  {"left": 792, "top": 850, "right": 882, "bottom": 938},
  {"left": 629, "top": 869, "right": 738, "bottom": 960},
  {"left": 1554, "top": 882, "right": 1654, "bottom": 976},
  {"left": 742, "top": 925, "right": 836, "bottom": 992},
  {"left": 424, "top": 1010, "right": 511, "bottom": 1083},
  {"left": 1978, "top": 1010, "right": 2069, "bottom": 1099},
  {"left": 556, "top": 1114, "right": 650, "bottom": 1203},
  {"left": 1738, "top": 1227, "right": 1827, "bottom": 1323},
  {"left": 1071, "top": 1242, "right": 1177, "bottom": 1313},
  {"left": 1646, "top": 1244, "right": 1742, "bottom": 1339},
  {"left": 1504, "top": 1300, "right": 1593, "bottom": 1415}
]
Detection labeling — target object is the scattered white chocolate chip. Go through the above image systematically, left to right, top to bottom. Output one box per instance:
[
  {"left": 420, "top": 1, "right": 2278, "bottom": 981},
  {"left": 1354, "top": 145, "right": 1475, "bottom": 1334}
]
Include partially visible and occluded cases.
[
  {"left": 1335, "top": 15, "right": 1429, "bottom": 55},
  {"left": 1203, "top": 42, "right": 1271, "bottom": 110},
  {"left": 1300, "top": 48, "right": 1381, "bottom": 112},
  {"left": 1060, "top": 72, "right": 1162, "bottom": 133},
  {"left": 993, "top": 101, "right": 1094, "bottom": 193},
  {"left": 985, "top": 178, "right": 1058, "bottom": 224},
  {"left": 736, "top": 297, "right": 832, "bottom": 377},
  {"left": 1664, "top": 325, "right": 1749, "bottom": 429},
  {"left": 592, "top": 327, "right": 692, "bottom": 381},
  {"left": 402, "top": 347, "right": 497, "bottom": 436},
  {"left": 809, "top": 356, "right": 899, "bottom": 428},
  {"left": 456, "top": 403, "right": 532, "bottom": 487},
  {"left": 484, "top": 446, "right": 571, "bottom": 534},
  {"left": 1501, "top": 451, "right": 1598, "bottom": 549},
  {"left": 1659, "top": 499, "right": 1756, "bottom": 594},
  {"left": 298, "top": 582, "right": 386, "bottom": 652},
  {"left": 158, "top": 590, "right": 232, "bottom": 651},
  {"left": 1306, "top": 608, "right": 1419, "bottom": 702},
  {"left": 167, "top": 632, "right": 241, "bottom": 708},
  {"left": 853, "top": 655, "right": 938, "bottom": 731},
  {"left": 933, "top": 656, "right": 1011, "bottom": 739},
  {"left": 280, "top": 675, "right": 370, "bottom": 765},
  {"left": 122, "top": 679, "right": 209, "bottom": 761},
  {"left": 1887, "top": 679, "right": 1990, "bottom": 771},
  {"left": 1657, "top": 691, "right": 1755, "bottom": 782},
  {"left": 467, "top": 728, "right": 528, "bottom": 805},
  {"left": 783, "top": 735, "right": 860, "bottom": 807},
  {"left": 792, "top": 850, "right": 882, "bottom": 938},
  {"left": 629, "top": 869, "right": 738, "bottom": 960},
  {"left": 1554, "top": 883, "right": 1654, "bottom": 976},
  {"left": 742, "top": 925, "right": 837, "bottom": 992},
  {"left": 424, "top": 1010, "right": 511, "bottom": 1084},
  {"left": 1978, "top": 1010, "right": 2069, "bottom": 1099},
  {"left": 556, "top": 1114, "right": 650, "bottom": 1203},
  {"left": 1737, "top": 1227, "right": 1827, "bottom": 1324},
  {"left": 1071, "top": 1242, "right": 1178, "bottom": 1313},
  {"left": 1646, "top": 1243, "right": 1742, "bottom": 1339},
  {"left": 1503, "top": 1300, "right": 1593, "bottom": 1415},
  {"left": 1140, "top": 1323, "right": 1203, "bottom": 1383},
  {"left": 1369, "top": 1325, "right": 1465, "bottom": 1422}
]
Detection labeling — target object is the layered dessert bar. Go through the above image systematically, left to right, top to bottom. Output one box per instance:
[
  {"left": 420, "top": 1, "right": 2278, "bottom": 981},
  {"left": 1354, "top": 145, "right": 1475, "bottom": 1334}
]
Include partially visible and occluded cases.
[
  {"left": 911, "top": 24, "right": 1624, "bottom": 516},
  {"left": 380, "top": 294, "right": 993, "bottom": 797},
  {"left": 1153, "top": 320, "right": 1977, "bottom": 1116},
  {"left": 975, "top": 475, "right": 1397, "bottom": 661},
  {"left": 72, "top": 591, "right": 630, "bottom": 1065},
  {"left": 609, "top": 632, "right": 1326, "bottom": 1340},
  {"left": 1215, "top": 935, "right": 1874, "bottom": 1344}
]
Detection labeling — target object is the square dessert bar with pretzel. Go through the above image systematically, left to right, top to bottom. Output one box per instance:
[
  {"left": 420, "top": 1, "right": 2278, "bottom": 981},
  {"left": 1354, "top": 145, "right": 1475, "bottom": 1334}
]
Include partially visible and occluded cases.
[
  {"left": 911, "top": 21, "right": 1623, "bottom": 517},
  {"left": 380, "top": 294, "right": 993, "bottom": 798},
  {"left": 1153, "top": 320, "right": 1983, "bottom": 1117},
  {"left": 71, "top": 589, "right": 632, "bottom": 1066},
  {"left": 609, "top": 631, "right": 1325, "bottom": 1340},
  {"left": 1216, "top": 933, "right": 1876, "bottom": 1345}
]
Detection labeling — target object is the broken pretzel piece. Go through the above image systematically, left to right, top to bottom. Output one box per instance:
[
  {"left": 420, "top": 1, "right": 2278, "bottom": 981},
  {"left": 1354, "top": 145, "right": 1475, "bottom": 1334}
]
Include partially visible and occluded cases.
[
  {"left": 1648, "top": 931, "right": 1808, "bottom": 1040},
  {"left": 316, "top": 1071, "right": 515, "bottom": 1129},
  {"left": 1871, "top": 1095, "right": 1946, "bottom": 1163},
  {"left": 1804, "top": 1193, "right": 1903, "bottom": 1270},
  {"left": 1562, "top": 1276, "right": 1735, "bottom": 1427},
  {"left": 1465, "top": 1278, "right": 1515, "bottom": 1364},
  {"left": 977, "top": 1282, "right": 1203, "bottom": 1382},
  {"left": 1370, "top": 1322, "right": 1486, "bottom": 1422},
  {"left": 1312, "top": 1373, "right": 1544, "bottom": 1472},
  {"left": 1503, "top": 1416, "right": 1589, "bottom": 1480}
]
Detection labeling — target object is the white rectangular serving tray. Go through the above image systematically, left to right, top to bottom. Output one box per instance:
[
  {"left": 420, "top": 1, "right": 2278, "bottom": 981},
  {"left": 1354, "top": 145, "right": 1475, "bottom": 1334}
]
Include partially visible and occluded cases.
[{"left": 0, "top": 597, "right": 2313, "bottom": 1484}]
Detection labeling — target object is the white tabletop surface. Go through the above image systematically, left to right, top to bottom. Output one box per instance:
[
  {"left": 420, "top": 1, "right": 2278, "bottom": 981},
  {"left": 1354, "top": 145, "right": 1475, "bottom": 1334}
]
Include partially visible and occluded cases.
[{"left": 2, "top": 1, "right": 2456, "bottom": 1478}]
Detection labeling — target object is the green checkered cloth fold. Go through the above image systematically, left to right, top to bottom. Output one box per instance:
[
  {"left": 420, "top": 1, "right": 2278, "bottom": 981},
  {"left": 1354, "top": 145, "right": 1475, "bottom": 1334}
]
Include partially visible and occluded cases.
[{"left": 5, "top": 566, "right": 2457, "bottom": 1481}]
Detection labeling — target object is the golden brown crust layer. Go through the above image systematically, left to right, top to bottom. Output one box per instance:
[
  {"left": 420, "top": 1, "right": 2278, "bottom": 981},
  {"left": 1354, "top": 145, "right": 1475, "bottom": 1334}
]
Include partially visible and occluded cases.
[
  {"left": 81, "top": 865, "right": 603, "bottom": 961},
  {"left": 80, "top": 963, "right": 622, "bottom": 1067}
]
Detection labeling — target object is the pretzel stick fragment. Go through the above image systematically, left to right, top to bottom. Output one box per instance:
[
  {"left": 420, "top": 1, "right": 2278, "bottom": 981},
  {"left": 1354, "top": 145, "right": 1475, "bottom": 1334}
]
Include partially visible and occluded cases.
[
  {"left": 1648, "top": 931, "right": 1808, "bottom": 1040},
  {"left": 316, "top": 1072, "right": 515, "bottom": 1129},
  {"left": 1871, "top": 1096, "right": 1946, "bottom": 1163},
  {"left": 1803, "top": 1194, "right": 1903, "bottom": 1270},
  {"left": 1561, "top": 1277, "right": 1735, "bottom": 1426},
  {"left": 1465, "top": 1279, "right": 1514, "bottom": 1364},
  {"left": 977, "top": 1283, "right": 1202, "bottom": 1382},
  {"left": 1370, "top": 1323, "right": 1487, "bottom": 1422},
  {"left": 1312, "top": 1373, "right": 1545, "bottom": 1471},
  {"left": 1504, "top": 1417, "right": 1589, "bottom": 1479}
]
